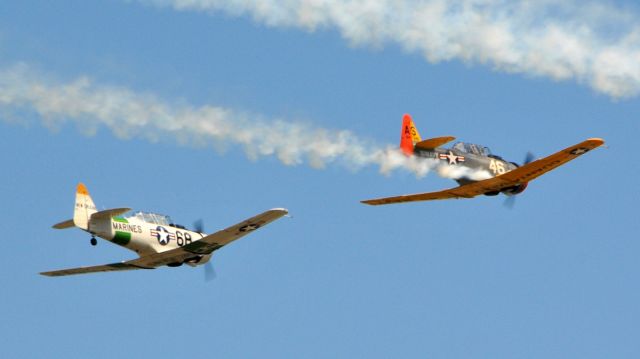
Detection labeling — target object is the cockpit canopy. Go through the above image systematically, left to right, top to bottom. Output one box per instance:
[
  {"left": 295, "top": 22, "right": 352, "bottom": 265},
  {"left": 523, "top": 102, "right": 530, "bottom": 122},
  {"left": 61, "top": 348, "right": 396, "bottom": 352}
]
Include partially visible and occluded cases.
[
  {"left": 452, "top": 142, "right": 493, "bottom": 157},
  {"left": 127, "top": 211, "right": 173, "bottom": 225}
]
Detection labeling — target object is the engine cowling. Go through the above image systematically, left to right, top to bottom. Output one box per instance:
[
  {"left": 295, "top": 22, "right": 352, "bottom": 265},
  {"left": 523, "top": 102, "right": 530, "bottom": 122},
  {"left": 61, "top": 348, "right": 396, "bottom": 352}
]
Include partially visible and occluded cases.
[
  {"left": 501, "top": 182, "right": 528, "bottom": 196},
  {"left": 184, "top": 254, "right": 213, "bottom": 267},
  {"left": 185, "top": 255, "right": 206, "bottom": 264}
]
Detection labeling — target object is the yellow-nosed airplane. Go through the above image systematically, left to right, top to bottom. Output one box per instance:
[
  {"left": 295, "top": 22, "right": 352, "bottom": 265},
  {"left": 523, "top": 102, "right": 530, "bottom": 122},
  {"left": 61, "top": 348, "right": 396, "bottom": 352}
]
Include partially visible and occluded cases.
[{"left": 42, "top": 183, "right": 288, "bottom": 277}]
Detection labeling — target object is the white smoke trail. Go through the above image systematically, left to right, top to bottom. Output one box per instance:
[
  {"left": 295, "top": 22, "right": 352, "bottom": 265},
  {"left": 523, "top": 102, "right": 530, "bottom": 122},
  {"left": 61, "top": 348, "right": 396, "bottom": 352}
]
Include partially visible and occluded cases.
[
  {"left": 139, "top": 0, "right": 640, "bottom": 99},
  {"left": 0, "top": 64, "right": 482, "bottom": 179}
]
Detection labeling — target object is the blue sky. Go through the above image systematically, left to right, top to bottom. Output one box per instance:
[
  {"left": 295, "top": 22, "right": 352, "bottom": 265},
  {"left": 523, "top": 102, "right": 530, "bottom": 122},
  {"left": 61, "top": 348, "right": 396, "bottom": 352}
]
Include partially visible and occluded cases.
[{"left": 1, "top": 1, "right": 639, "bottom": 357}]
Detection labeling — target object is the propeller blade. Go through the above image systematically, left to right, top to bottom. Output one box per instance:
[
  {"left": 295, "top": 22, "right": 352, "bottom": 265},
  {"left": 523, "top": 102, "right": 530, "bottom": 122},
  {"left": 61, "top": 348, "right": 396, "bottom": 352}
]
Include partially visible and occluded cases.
[
  {"left": 506, "top": 152, "right": 535, "bottom": 210},
  {"left": 523, "top": 152, "right": 535, "bottom": 165},
  {"left": 503, "top": 195, "right": 516, "bottom": 209},
  {"left": 194, "top": 219, "right": 204, "bottom": 233},
  {"left": 204, "top": 261, "right": 216, "bottom": 282}
]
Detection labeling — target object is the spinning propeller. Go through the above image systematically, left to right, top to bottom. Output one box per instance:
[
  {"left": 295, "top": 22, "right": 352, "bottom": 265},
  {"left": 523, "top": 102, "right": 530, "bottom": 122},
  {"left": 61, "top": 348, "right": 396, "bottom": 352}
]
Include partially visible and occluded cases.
[
  {"left": 504, "top": 152, "right": 535, "bottom": 209},
  {"left": 523, "top": 152, "right": 536, "bottom": 166},
  {"left": 193, "top": 219, "right": 204, "bottom": 234},
  {"left": 194, "top": 219, "right": 216, "bottom": 282},
  {"left": 204, "top": 261, "right": 216, "bottom": 282}
]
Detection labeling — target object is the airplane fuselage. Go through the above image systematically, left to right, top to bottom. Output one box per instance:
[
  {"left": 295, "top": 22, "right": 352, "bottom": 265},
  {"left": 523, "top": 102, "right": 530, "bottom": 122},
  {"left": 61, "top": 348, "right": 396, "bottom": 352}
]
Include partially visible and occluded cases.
[
  {"left": 415, "top": 147, "right": 517, "bottom": 181},
  {"left": 86, "top": 215, "right": 205, "bottom": 256}
]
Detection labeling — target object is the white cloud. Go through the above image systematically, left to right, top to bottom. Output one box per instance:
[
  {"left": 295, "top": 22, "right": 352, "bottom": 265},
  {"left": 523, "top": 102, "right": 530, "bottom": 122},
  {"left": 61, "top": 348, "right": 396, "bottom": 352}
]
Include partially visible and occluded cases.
[{"left": 139, "top": 0, "right": 640, "bottom": 98}]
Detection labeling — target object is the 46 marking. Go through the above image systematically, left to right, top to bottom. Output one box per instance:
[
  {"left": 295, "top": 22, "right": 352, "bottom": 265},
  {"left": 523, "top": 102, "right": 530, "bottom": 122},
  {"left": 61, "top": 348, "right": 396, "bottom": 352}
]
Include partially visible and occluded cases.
[{"left": 489, "top": 159, "right": 506, "bottom": 175}]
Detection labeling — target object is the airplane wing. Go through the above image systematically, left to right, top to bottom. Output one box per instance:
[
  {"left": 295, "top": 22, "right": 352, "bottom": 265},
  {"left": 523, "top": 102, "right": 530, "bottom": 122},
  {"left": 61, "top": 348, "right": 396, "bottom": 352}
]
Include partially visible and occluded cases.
[
  {"left": 362, "top": 138, "right": 604, "bottom": 205},
  {"left": 40, "top": 208, "right": 288, "bottom": 277},
  {"left": 125, "top": 208, "right": 289, "bottom": 268},
  {"left": 40, "top": 263, "right": 151, "bottom": 277}
]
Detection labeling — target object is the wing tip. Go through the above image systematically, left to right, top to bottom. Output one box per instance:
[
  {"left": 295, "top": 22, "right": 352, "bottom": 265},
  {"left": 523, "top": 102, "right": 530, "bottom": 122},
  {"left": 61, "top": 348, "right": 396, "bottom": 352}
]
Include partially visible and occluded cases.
[{"left": 586, "top": 137, "right": 605, "bottom": 146}]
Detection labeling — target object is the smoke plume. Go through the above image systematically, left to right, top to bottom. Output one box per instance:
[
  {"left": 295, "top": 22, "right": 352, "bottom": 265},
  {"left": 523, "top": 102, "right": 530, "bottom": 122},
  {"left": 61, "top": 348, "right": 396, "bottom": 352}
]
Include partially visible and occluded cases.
[
  {"left": 141, "top": 0, "right": 640, "bottom": 99},
  {"left": 0, "top": 64, "right": 488, "bottom": 179}
]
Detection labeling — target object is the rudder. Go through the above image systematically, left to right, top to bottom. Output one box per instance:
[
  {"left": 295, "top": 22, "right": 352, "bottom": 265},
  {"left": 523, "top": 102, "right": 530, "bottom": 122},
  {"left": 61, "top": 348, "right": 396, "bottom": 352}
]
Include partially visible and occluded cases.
[
  {"left": 400, "top": 114, "right": 422, "bottom": 155},
  {"left": 73, "top": 183, "right": 97, "bottom": 230}
]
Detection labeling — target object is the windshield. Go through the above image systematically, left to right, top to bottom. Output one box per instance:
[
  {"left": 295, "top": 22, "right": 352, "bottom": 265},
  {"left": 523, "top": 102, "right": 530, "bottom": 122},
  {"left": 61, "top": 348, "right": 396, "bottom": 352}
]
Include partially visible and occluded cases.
[
  {"left": 452, "top": 142, "right": 492, "bottom": 156},
  {"left": 128, "top": 211, "right": 173, "bottom": 225}
]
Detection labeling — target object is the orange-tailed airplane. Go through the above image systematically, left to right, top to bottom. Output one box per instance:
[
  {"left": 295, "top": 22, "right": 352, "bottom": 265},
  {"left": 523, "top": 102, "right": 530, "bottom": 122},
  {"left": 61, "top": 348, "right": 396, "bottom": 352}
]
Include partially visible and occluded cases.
[{"left": 361, "top": 114, "right": 605, "bottom": 206}]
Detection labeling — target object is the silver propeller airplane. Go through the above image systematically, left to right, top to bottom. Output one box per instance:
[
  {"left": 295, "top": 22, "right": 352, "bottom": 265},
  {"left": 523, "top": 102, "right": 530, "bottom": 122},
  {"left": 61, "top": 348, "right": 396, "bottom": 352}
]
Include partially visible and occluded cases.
[
  {"left": 362, "top": 114, "right": 605, "bottom": 205},
  {"left": 42, "top": 183, "right": 288, "bottom": 277}
]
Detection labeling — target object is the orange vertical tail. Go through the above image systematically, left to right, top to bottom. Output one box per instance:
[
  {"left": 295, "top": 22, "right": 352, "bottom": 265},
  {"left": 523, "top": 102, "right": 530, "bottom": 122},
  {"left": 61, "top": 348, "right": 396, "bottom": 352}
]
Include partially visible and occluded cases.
[{"left": 400, "top": 114, "right": 422, "bottom": 156}]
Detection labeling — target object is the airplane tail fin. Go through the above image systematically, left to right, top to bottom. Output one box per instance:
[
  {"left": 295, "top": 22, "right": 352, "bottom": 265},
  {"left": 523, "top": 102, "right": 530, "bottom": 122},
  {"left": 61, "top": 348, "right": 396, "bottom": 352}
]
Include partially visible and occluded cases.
[
  {"left": 400, "top": 114, "right": 422, "bottom": 156},
  {"left": 72, "top": 183, "right": 97, "bottom": 230}
]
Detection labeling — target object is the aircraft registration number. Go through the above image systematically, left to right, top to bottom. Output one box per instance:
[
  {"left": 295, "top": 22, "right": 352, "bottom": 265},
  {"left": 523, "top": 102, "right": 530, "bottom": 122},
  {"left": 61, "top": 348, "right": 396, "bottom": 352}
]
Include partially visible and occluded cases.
[{"left": 489, "top": 159, "right": 506, "bottom": 175}]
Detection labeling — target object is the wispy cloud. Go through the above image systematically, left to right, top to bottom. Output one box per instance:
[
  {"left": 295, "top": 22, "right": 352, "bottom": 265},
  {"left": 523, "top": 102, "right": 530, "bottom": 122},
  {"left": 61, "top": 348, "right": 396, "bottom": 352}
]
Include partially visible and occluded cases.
[
  {"left": 140, "top": 0, "right": 640, "bottom": 99},
  {"left": 0, "top": 64, "right": 490, "bottom": 179}
]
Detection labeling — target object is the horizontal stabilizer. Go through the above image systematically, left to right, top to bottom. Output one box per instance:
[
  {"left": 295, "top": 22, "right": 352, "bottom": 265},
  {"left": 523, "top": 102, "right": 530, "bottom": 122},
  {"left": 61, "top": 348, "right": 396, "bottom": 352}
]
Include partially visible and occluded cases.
[
  {"left": 415, "top": 136, "right": 456, "bottom": 150},
  {"left": 90, "top": 208, "right": 131, "bottom": 220},
  {"left": 52, "top": 219, "right": 75, "bottom": 229}
]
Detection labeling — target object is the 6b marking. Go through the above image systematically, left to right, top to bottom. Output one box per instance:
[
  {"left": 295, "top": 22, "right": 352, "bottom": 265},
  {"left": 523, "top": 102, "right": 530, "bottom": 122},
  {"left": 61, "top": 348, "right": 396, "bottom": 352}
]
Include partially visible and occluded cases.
[{"left": 175, "top": 230, "right": 192, "bottom": 246}]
